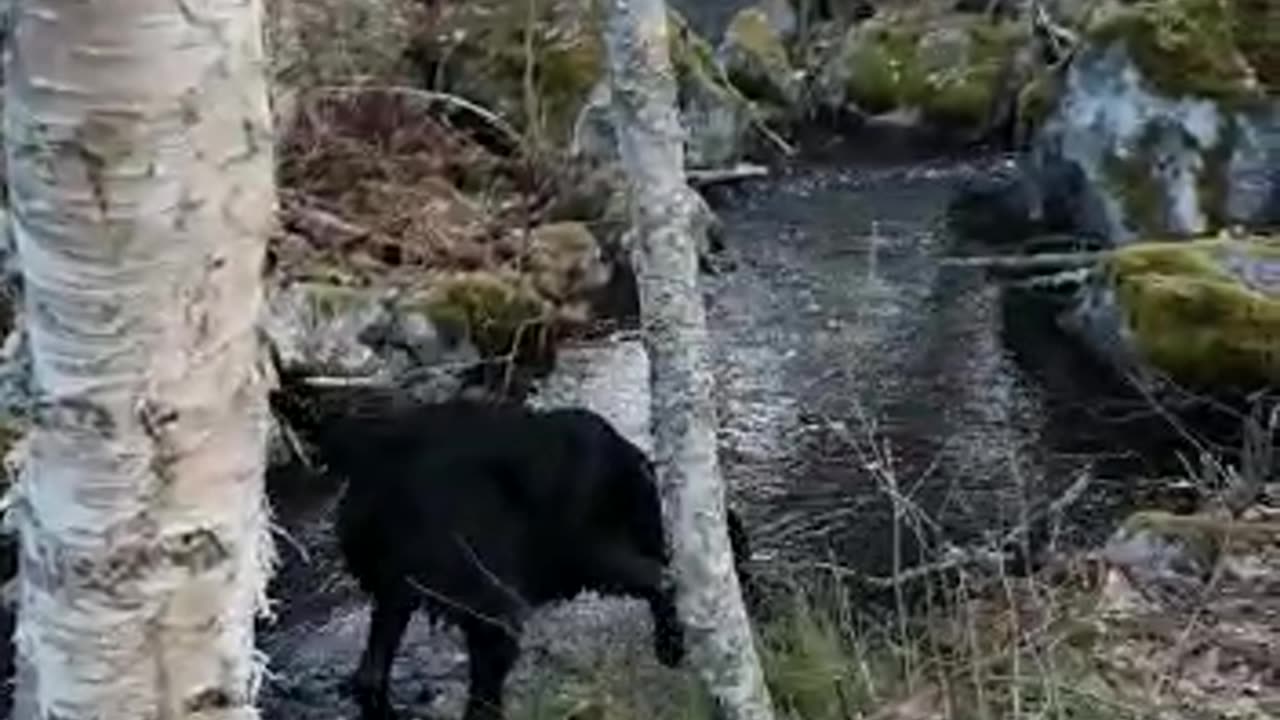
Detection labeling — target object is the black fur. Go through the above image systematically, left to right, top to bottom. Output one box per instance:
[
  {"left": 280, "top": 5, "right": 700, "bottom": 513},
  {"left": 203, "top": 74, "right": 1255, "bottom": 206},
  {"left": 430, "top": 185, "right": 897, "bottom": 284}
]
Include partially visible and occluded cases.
[{"left": 269, "top": 382, "right": 753, "bottom": 720}]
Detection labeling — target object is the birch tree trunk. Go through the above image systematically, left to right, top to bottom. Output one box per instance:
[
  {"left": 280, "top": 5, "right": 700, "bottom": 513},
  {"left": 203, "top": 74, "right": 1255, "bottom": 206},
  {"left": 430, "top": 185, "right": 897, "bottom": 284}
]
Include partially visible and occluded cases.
[
  {"left": 4, "top": 1, "right": 277, "bottom": 717},
  {"left": 601, "top": 3, "right": 775, "bottom": 720}
]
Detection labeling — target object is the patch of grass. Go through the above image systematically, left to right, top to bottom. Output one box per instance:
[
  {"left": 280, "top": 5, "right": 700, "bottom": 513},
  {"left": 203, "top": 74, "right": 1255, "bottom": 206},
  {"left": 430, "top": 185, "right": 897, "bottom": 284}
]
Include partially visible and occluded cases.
[{"left": 504, "top": 561, "right": 1143, "bottom": 720}]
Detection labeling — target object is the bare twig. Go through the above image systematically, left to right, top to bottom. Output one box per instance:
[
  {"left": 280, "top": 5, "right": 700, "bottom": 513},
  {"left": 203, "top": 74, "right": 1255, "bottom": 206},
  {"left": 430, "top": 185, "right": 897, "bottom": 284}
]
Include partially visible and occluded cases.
[
  {"left": 310, "top": 84, "right": 526, "bottom": 151},
  {"left": 687, "top": 163, "right": 770, "bottom": 187},
  {"left": 938, "top": 250, "right": 1109, "bottom": 273}
]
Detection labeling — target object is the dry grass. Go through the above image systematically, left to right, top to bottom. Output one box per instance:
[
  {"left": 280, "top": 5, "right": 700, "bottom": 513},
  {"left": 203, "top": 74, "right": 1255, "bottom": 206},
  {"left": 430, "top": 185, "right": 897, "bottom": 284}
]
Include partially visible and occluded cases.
[
  {"left": 274, "top": 89, "right": 521, "bottom": 284},
  {"left": 507, "top": 394, "right": 1280, "bottom": 720}
]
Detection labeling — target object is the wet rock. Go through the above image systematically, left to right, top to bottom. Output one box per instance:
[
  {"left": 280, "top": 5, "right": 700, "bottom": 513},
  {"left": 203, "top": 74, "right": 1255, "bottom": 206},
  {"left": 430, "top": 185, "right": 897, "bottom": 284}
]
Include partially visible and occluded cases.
[
  {"left": 1027, "top": 0, "right": 1280, "bottom": 243},
  {"left": 718, "top": 6, "right": 802, "bottom": 109},
  {"left": 571, "top": 41, "right": 751, "bottom": 169},
  {"left": 946, "top": 161, "right": 1042, "bottom": 245},
  {"left": 1058, "top": 236, "right": 1280, "bottom": 391},
  {"left": 263, "top": 281, "right": 468, "bottom": 380},
  {"left": 1103, "top": 510, "right": 1220, "bottom": 611}
]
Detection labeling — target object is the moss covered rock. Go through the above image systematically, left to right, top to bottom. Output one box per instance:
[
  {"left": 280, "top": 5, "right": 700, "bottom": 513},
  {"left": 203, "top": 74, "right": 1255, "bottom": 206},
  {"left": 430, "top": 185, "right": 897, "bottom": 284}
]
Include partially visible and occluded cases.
[
  {"left": 418, "top": 0, "right": 750, "bottom": 165},
  {"left": 1028, "top": 0, "right": 1280, "bottom": 242},
  {"left": 1087, "top": 0, "right": 1273, "bottom": 105},
  {"left": 718, "top": 6, "right": 801, "bottom": 108},
  {"left": 569, "top": 10, "right": 752, "bottom": 167},
  {"left": 819, "top": 10, "right": 1030, "bottom": 136},
  {"left": 1061, "top": 235, "right": 1280, "bottom": 391},
  {"left": 1105, "top": 236, "right": 1280, "bottom": 389},
  {"left": 422, "top": 270, "right": 555, "bottom": 361}
]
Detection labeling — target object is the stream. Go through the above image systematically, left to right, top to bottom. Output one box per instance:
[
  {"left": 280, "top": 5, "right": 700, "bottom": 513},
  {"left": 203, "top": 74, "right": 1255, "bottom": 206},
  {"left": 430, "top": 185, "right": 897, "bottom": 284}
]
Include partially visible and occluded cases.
[
  {"left": 252, "top": 141, "right": 1202, "bottom": 719},
  {"left": 703, "top": 144, "right": 1184, "bottom": 583}
]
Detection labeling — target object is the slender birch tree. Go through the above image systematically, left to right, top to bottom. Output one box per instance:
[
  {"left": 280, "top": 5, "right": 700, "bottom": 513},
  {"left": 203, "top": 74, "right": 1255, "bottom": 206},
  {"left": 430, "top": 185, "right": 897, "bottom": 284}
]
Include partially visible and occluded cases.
[
  {"left": 4, "top": 0, "right": 277, "bottom": 717},
  {"left": 601, "top": 3, "right": 776, "bottom": 720}
]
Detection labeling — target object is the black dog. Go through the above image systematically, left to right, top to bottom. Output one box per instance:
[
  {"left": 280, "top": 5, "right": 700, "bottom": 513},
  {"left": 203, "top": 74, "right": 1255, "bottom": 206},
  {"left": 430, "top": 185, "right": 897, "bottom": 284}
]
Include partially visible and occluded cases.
[{"left": 269, "top": 383, "right": 753, "bottom": 720}]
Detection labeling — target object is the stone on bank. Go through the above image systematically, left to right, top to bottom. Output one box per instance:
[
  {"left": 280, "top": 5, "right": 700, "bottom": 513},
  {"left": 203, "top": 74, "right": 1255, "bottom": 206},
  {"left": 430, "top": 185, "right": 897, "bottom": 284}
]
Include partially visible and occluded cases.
[
  {"left": 1028, "top": 0, "right": 1279, "bottom": 242},
  {"left": 1061, "top": 235, "right": 1280, "bottom": 391}
]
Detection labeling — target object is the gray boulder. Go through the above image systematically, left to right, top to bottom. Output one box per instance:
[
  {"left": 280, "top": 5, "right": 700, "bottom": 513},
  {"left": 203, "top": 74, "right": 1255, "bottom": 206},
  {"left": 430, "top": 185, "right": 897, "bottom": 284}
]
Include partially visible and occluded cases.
[{"left": 1027, "top": 2, "right": 1279, "bottom": 243}]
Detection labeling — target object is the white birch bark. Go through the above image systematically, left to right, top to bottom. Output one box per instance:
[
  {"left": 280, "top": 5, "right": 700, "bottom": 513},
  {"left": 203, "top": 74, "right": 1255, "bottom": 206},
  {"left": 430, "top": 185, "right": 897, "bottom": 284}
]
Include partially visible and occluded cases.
[
  {"left": 4, "top": 1, "right": 277, "bottom": 717},
  {"left": 601, "top": 3, "right": 776, "bottom": 720}
]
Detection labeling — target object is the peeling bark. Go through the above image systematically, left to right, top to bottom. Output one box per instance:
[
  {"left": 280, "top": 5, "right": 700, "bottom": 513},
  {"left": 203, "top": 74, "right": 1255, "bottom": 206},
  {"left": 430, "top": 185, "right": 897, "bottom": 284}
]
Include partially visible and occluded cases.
[
  {"left": 5, "top": 1, "right": 277, "bottom": 718},
  {"left": 601, "top": 3, "right": 776, "bottom": 720}
]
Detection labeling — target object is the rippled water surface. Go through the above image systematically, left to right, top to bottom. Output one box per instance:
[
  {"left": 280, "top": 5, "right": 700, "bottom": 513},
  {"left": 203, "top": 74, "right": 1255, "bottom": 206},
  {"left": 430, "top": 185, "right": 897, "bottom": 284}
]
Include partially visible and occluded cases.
[{"left": 704, "top": 153, "right": 1188, "bottom": 581}]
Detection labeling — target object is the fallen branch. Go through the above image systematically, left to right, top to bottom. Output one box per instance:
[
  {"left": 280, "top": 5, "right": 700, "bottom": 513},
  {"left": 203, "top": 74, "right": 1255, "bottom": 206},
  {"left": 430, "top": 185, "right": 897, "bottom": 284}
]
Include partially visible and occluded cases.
[
  {"left": 1030, "top": 0, "right": 1079, "bottom": 66},
  {"left": 310, "top": 84, "right": 526, "bottom": 152},
  {"left": 748, "top": 115, "right": 797, "bottom": 158},
  {"left": 687, "top": 163, "right": 769, "bottom": 187},
  {"left": 279, "top": 191, "right": 373, "bottom": 248},
  {"left": 939, "top": 250, "right": 1110, "bottom": 273}
]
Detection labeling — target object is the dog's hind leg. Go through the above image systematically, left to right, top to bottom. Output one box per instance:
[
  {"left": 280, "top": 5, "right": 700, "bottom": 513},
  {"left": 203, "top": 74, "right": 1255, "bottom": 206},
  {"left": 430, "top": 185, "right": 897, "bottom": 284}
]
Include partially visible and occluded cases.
[
  {"left": 351, "top": 591, "right": 416, "bottom": 720},
  {"left": 461, "top": 617, "right": 522, "bottom": 720}
]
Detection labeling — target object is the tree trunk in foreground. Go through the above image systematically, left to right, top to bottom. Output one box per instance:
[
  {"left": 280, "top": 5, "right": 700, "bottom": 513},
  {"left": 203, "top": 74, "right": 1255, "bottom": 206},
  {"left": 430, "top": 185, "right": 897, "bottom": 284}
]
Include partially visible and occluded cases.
[
  {"left": 5, "top": 1, "right": 277, "bottom": 717},
  {"left": 601, "top": 3, "right": 776, "bottom": 720}
]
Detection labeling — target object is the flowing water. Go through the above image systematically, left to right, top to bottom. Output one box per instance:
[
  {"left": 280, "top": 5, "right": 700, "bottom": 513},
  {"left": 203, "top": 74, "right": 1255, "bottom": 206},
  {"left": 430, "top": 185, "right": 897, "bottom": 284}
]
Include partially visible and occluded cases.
[
  {"left": 250, "top": 140, "right": 1204, "bottom": 718},
  {"left": 702, "top": 146, "right": 1184, "bottom": 586}
]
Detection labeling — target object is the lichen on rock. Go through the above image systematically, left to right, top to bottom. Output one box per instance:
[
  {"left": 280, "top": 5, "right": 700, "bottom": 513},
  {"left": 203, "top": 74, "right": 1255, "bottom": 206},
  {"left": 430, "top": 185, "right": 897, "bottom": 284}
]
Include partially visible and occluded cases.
[{"left": 1027, "top": 0, "right": 1280, "bottom": 242}]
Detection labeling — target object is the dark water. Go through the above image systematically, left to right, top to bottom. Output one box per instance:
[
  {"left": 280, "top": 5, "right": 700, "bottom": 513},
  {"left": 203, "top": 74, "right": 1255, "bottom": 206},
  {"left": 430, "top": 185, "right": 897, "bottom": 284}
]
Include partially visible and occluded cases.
[
  {"left": 669, "top": 0, "right": 753, "bottom": 40},
  {"left": 702, "top": 149, "right": 1203, "bottom": 586}
]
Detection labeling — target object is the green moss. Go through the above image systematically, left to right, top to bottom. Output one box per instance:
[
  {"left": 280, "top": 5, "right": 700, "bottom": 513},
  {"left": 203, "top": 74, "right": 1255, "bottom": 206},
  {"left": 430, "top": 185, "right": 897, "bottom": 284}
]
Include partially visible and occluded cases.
[
  {"left": 1087, "top": 0, "right": 1265, "bottom": 104},
  {"left": 1230, "top": 0, "right": 1280, "bottom": 91},
  {"left": 721, "top": 8, "right": 796, "bottom": 105},
  {"left": 669, "top": 10, "right": 736, "bottom": 104},
  {"left": 841, "top": 17, "right": 1024, "bottom": 130},
  {"left": 842, "top": 21, "right": 926, "bottom": 114},
  {"left": 928, "top": 21, "right": 1026, "bottom": 124},
  {"left": 921, "top": 63, "right": 1003, "bottom": 128},
  {"left": 1016, "top": 68, "right": 1061, "bottom": 134},
  {"left": 1102, "top": 123, "right": 1168, "bottom": 236},
  {"left": 1106, "top": 236, "right": 1280, "bottom": 388},
  {"left": 423, "top": 271, "right": 553, "bottom": 358}
]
